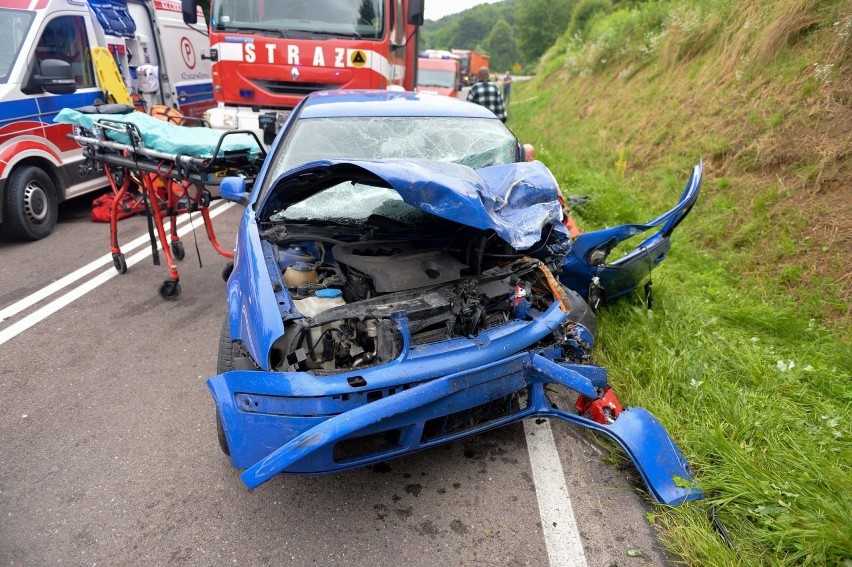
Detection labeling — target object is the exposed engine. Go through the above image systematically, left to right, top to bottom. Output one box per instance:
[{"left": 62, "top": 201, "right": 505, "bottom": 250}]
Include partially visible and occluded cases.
[{"left": 260, "top": 229, "right": 591, "bottom": 374}]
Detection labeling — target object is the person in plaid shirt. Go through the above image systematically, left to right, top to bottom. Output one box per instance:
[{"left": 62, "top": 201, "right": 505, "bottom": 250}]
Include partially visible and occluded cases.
[{"left": 466, "top": 67, "right": 507, "bottom": 123}]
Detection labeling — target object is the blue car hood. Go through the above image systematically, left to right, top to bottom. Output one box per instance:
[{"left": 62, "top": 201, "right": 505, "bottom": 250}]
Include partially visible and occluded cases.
[{"left": 260, "top": 159, "right": 568, "bottom": 250}]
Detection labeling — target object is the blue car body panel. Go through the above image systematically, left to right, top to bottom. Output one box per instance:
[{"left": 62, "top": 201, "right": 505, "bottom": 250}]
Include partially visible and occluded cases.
[{"left": 561, "top": 161, "right": 703, "bottom": 300}]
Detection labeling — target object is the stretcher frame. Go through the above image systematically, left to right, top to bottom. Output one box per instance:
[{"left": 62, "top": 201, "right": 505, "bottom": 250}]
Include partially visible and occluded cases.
[{"left": 70, "top": 117, "right": 266, "bottom": 299}]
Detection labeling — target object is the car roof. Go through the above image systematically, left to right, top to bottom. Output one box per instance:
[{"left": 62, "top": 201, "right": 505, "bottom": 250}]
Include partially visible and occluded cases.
[{"left": 298, "top": 90, "right": 500, "bottom": 120}]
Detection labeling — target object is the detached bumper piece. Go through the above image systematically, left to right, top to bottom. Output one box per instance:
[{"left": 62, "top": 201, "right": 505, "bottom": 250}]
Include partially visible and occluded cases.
[{"left": 210, "top": 322, "right": 701, "bottom": 506}]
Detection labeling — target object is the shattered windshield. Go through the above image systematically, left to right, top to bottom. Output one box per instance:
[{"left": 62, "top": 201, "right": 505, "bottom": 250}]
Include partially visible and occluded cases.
[
  {"left": 212, "top": 0, "right": 383, "bottom": 39},
  {"left": 0, "top": 9, "right": 34, "bottom": 84},
  {"left": 263, "top": 116, "right": 517, "bottom": 199},
  {"left": 269, "top": 182, "right": 434, "bottom": 227}
]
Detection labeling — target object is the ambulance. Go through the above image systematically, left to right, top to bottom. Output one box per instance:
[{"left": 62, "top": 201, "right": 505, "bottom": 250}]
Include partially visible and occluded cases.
[{"left": 0, "top": 0, "right": 213, "bottom": 240}]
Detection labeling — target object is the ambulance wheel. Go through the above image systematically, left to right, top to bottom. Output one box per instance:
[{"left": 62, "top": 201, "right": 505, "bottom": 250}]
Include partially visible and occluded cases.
[
  {"left": 1, "top": 166, "right": 58, "bottom": 241},
  {"left": 170, "top": 240, "right": 185, "bottom": 261},
  {"left": 112, "top": 253, "right": 127, "bottom": 274},
  {"left": 221, "top": 262, "right": 234, "bottom": 282},
  {"left": 159, "top": 279, "right": 181, "bottom": 300}
]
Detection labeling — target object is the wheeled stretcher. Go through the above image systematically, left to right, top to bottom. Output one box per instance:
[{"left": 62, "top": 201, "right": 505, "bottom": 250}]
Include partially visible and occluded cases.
[{"left": 58, "top": 108, "right": 266, "bottom": 299}]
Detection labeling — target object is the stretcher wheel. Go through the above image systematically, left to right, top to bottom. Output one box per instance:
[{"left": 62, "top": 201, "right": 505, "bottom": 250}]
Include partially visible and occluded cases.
[
  {"left": 171, "top": 240, "right": 185, "bottom": 261},
  {"left": 112, "top": 253, "right": 127, "bottom": 274},
  {"left": 222, "top": 262, "right": 234, "bottom": 282},
  {"left": 159, "top": 279, "right": 181, "bottom": 300}
]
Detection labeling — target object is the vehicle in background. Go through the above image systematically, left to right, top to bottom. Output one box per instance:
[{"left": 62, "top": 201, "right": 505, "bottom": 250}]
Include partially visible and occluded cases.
[
  {"left": 0, "top": 0, "right": 213, "bottom": 241},
  {"left": 180, "top": 0, "right": 425, "bottom": 145},
  {"left": 451, "top": 49, "right": 490, "bottom": 86},
  {"left": 415, "top": 51, "right": 459, "bottom": 97}
]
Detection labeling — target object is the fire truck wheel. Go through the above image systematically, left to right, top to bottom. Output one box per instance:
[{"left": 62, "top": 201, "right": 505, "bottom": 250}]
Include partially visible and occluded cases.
[{"left": 1, "top": 166, "right": 58, "bottom": 241}]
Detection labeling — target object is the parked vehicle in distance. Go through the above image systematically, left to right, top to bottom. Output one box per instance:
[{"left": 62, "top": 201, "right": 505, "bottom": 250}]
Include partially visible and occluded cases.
[
  {"left": 0, "top": 0, "right": 212, "bottom": 240},
  {"left": 180, "top": 0, "right": 425, "bottom": 144},
  {"left": 452, "top": 48, "right": 490, "bottom": 86},
  {"left": 415, "top": 51, "right": 460, "bottom": 97},
  {"left": 208, "top": 90, "right": 704, "bottom": 506}
]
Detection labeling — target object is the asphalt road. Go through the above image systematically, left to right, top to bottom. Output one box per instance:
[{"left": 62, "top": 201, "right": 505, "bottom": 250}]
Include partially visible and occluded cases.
[{"left": 0, "top": 193, "right": 671, "bottom": 566}]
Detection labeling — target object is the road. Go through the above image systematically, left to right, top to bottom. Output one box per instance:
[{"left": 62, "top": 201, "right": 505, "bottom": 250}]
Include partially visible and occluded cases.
[{"left": 0, "top": 194, "right": 671, "bottom": 566}]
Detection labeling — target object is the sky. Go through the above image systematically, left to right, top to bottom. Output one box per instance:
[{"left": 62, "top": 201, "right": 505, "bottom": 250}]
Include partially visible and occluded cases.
[{"left": 424, "top": 0, "right": 503, "bottom": 21}]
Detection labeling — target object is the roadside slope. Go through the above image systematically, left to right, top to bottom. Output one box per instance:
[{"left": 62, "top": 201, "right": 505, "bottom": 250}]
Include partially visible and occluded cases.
[{"left": 509, "top": 1, "right": 850, "bottom": 565}]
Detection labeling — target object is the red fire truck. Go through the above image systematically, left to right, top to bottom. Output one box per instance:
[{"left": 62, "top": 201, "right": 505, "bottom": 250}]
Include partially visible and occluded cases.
[{"left": 180, "top": 0, "right": 424, "bottom": 144}]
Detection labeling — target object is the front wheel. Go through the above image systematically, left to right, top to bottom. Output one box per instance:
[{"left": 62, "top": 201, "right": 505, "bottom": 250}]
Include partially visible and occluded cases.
[{"left": 1, "top": 166, "right": 59, "bottom": 240}]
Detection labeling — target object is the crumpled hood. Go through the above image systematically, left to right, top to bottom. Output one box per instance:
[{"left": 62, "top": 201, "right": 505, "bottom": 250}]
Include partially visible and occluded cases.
[{"left": 261, "top": 159, "right": 567, "bottom": 250}]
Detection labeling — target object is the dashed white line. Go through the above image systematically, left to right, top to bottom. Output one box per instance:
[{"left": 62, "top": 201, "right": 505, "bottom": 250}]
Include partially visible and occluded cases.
[
  {"left": 0, "top": 202, "right": 234, "bottom": 347},
  {"left": 525, "top": 419, "right": 589, "bottom": 567}
]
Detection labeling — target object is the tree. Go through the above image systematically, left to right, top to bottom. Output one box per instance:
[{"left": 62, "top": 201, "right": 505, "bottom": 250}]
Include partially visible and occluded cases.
[
  {"left": 515, "top": 0, "right": 576, "bottom": 60},
  {"left": 487, "top": 19, "right": 520, "bottom": 73}
]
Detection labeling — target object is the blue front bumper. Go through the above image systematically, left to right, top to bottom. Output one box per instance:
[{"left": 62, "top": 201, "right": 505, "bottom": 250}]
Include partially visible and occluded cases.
[{"left": 209, "top": 302, "right": 701, "bottom": 505}]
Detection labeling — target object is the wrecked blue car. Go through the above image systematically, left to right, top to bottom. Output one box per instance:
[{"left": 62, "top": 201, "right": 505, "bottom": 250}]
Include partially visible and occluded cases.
[
  {"left": 209, "top": 90, "right": 702, "bottom": 504},
  {"left": 212, "top": 152, "right": 703, "bottom": 506}
]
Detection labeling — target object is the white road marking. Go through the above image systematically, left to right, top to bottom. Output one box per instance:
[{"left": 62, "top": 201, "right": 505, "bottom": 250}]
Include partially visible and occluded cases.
[
  {"left": 0, "top": 200, "right": 226, "bottom": 323},
  {"left": 0, "top": 202, "right": 234, "bottom": 347},
  {"left": 525, "top": 419, "right": 589, "bottom": 567}
]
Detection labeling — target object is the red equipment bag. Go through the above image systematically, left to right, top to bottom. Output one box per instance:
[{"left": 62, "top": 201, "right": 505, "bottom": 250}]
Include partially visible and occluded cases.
[{"left": 91, "top": 190, "right": 144, "bottom": 223}]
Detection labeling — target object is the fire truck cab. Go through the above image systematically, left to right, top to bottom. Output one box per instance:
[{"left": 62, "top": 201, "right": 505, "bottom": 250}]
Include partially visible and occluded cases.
[
  {"left": 0, "top": 0, "right": 212, "bottom": 241},
  {"left": 181, "top": 0, "right": 424, "bottom": 144}
]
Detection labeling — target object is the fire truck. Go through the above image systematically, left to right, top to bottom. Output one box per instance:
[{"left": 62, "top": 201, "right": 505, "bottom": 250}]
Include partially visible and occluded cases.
[{"left": 180, "top": 0, "right": 425, "bottom": 144}]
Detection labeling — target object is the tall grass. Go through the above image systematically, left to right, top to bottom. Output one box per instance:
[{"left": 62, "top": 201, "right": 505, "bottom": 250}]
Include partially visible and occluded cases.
[{"left": 507, "top": 0, "right": 851, "bottom": 562}]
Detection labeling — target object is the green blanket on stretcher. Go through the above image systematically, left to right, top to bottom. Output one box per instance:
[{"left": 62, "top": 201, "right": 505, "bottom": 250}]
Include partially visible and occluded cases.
[{"left": 54, "top": 108, "right": 261, "bottom": 158}]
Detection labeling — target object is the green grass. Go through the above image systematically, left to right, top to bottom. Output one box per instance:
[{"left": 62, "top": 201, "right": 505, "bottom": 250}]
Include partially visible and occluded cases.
[{"left": 508, "top": 35, "right": 851, "bottom": 560}]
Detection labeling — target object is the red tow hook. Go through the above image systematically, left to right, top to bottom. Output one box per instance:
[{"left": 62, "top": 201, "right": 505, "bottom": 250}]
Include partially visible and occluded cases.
[{"left": 575, "top": 387, "right": 623, "bottom": 424}]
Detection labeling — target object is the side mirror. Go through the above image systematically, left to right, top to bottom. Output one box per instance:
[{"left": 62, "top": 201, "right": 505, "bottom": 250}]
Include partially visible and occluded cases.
[
  {"left": 181, "top": 0, "right": 198, "bottom": 25},
  {"left": 408, "top": 0, "right": 424, "bottom": 25},
  {"left": 35, "top": 59, "right": 76, "bottom": 95},
  {"left": 220, "top": 176, "right": 250, "bottom": 206}
]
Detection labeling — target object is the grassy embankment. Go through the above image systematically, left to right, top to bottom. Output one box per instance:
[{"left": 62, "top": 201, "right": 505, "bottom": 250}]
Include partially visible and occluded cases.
[{"left": 509, "top": 0, "right": 850, "bottom": 565}]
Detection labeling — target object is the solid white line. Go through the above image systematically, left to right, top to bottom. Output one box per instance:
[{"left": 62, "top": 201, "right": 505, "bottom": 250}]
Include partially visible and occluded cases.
[
  {"left": 0, "top": 200, "right": 225, "bottom": 323},
  {"left": 0, "top": 202, "right": 234, "bottom": 347},
  {"left": 525, "top": 419, "right": 589, "bottom": 567}
]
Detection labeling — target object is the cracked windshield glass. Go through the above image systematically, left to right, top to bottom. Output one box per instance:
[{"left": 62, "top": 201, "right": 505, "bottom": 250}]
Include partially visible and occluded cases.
[
  {"left": 264, "top": 116, "right": 517, "bottom": 195},
  {"left": 270, "top": 182, "right": 433, "bottom": 227}
]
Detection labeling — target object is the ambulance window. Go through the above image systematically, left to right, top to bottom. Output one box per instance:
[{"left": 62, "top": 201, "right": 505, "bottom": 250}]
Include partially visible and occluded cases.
[
  {"left": 0, "top": 9, "right": 35, "bottom": 84},
  {"left": 35, "top": 16, "right": 95, "bottom": 88}
]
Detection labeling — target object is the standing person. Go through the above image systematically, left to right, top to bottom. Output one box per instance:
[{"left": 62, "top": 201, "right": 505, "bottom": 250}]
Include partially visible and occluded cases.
[
  {"left": 466, "top": 67, "right": 507, "bottom": 123},
  {"left": 502, "top": 70, "right": 513, "bottom": 105}
]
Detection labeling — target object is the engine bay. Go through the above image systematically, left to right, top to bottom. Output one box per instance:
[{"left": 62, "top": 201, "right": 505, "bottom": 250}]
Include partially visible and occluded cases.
[{"left": 258, "top": 224, "right": 591, "bottom": 375}]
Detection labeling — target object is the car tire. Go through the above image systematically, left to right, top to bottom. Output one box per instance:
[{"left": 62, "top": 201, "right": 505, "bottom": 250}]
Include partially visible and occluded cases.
[
  {"left": 1, "top": 166, "right": 59, "bottom": 241},
  {"left": 562, "top": 286, "right": 597, "bottom": 336},
  {"left": 215, "top": 317, "right": 259, "bottom": 456},
  {"left": 217, "top": 317, "right": 235, "bottom": 373},
  {"left": 215, "top": 319, "right": 234, "bottom": 455}
]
